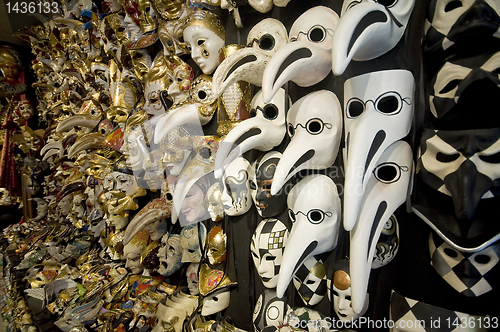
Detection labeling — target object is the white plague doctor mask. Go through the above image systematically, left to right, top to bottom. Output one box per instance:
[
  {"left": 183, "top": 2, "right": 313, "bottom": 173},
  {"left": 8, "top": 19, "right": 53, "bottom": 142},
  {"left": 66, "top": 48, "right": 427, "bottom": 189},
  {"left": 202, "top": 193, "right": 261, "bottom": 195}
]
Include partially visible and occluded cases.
[
  {"left": 331, "top": 0, "right": 416, "bottom": 75},
  {"left": 262, "top": 6, "right": 339, "bottom": 103},
  {"left": 343, "top": 69, "right": 414, "bottom": 231},
  {"left": 214, "top": 88, "right": 288, "bottom": 178},
  {"left": 270, "top": 90, "right": 342, "bottom": 196},
  {"left": 349, "top": 140, "right": 413, "bottom": 314},
  {"left": 276, "top": 174, "right": 341, "bottom": 298}
]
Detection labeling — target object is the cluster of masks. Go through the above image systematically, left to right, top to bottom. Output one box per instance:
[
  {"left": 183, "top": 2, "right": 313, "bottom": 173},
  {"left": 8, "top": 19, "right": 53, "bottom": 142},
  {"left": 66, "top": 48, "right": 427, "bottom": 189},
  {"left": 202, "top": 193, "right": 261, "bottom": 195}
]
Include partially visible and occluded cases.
[{"left": 2, "top": 0, "right": 499, "bottom": 331}]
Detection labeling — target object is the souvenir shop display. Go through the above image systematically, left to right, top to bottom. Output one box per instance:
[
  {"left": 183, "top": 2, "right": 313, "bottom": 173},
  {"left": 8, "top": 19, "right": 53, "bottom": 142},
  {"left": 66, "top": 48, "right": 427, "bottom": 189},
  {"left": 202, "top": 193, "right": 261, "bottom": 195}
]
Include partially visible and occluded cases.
[{"left": 0, "top": 1, "right": 499, "bottom": 332}]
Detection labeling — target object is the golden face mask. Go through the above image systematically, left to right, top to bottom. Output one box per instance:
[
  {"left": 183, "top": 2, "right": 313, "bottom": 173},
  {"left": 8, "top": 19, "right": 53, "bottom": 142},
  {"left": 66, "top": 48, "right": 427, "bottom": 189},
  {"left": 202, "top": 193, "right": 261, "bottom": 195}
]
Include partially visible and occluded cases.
[
  {"left": 138, "top": 0, "right": 157, "bottom": 34},
  {"left": 153, "top": 0, "right": 184, "bottom": 21},
  {"left": 129, "top": 49, "right": 152, "bottom": 83},
  {"left": 108, "top": 60, "right": 138, "bottom": 123},
  {"left": 206, "top": 183, "right": 224, "bottom": 222},
  {"left": 207, "top": 226, "right": 226, "bottom": 265},
  {"left": 198, "top": 264, "right": 236, "bottom": 296}
]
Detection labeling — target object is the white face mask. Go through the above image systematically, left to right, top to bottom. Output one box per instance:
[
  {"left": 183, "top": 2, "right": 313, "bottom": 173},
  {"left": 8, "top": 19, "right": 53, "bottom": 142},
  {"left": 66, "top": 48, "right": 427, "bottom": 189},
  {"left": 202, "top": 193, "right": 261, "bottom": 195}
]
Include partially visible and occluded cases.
[
  {"left": 332, "top": 0, "right": 416, "bottom": 75},
  {"left": 262, "top": 6, "right": 339, "bottom": 103},
  {"left": 211, "top": 18, "right": 288, "bottom": 100},
  {"left": 183, "top": 25, "right": 225, "bottom": 75},
  {"left": 343, "top": 69, "right": 414, "bottom": 231},
  {"left": 215, "top": 88, "right": 288, "bottom": 179},
  {"left": 270, "top": 90, "right": 342, "bottom": 196},
  {"left": 349, "top": 141, "right": 413, "bottom": 314},
  {"left": 220, "top": 156, "right": 253, "bottom": 216},
  {"left": 277, "top": 174, "right": 341, "bottom": 298},
  {"left": 372, "top": 214, "right": 400, "bottom": 269},
  {"left": 251, "top": 218, "right": 289, "bottom": 288},
  {"left": 180, "top": 222, "right": 207, "bottom": 263},
  {"left": 158, "top": 234, "right": 183, "bottom": 276},
  {"left": 186, "top": 263, "right": 200, "bottom": 295},
  {"left": 201, "top": 288, "right": 231, "bottom": 316},
  {"left": 253, "top": 289, "right": 290, "bottom": 332},
  {"left": 151, "top": 303, "right": 187, "bottom": 332}
]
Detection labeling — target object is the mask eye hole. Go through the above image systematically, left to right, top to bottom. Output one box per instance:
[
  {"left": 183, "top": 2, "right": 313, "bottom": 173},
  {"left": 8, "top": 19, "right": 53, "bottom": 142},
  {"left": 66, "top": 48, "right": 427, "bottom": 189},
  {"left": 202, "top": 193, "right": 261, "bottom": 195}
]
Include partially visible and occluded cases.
[
  {"left": 377, "top": 0, "right": 397, "bottom": 7},
  {"left": 444, "top": 0, "right": 462, "bottom": 12},
  {"left": 309, "top": 26, "right": 325, "bottom": 42},
  {"left": 259, "top": 34, "right": 275, "bottom": 51},
  {"left": 439, "top": 79, "right": 461, "bottom": 94},
  {"left": 198, "top": 90, "right": 207, "bottom": 101},
  {"left": 376, "top": 93, "right": 401, "bottom": 114},
  {"left": 346, "top": 98, "right": 364, "bottom": 118},
  {"left": 263, "top": 104, "right": 279, "bottom": 120},
  {"left": 249, "top": 108, "right": 257, "bottom": 118},
  {"left": 307, "top": 119, "right": 323, "bottom": 134},
  {"left": 287, "top": 123, "right": 295, "bottom": 137},
  {"left": 198, "top": 147, "right": 211, "bottom": 159},
  {"left": 436, "top": 152, "right": 460, "bottom": 163},
  {"left": 479, "top": 152, "right": 500, "bottom": 164},
  {"left": 373, "top": 162, "right": 407, "bottom": 184},
  {"left": 249, "top": 180, "right": 257, "bottom": 190},
  {"left": 288, "top": 209, "right": 296, "bottom": 223},
  {"left": 307, "top": 209, "right": 325, "bottom": 224},
  {"left": 443, "top": 248, "right": 458, "bottom": 258},
  {"left": 474, "top": 254, "right": 491, "bottom": 265}
]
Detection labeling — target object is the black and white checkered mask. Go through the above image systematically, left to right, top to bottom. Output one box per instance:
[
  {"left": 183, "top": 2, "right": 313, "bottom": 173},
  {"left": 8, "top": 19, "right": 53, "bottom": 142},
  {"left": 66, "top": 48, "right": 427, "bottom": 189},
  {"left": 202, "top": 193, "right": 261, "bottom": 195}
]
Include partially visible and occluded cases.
[
  {"left": 429, "top": 231, "right": 500, "bottom": 297},
  {"left": 292, "top": 256, "right": 327, "bottom": 306},
  {"left": 253, "top": 289, "right": 290, "bottom": 332}
]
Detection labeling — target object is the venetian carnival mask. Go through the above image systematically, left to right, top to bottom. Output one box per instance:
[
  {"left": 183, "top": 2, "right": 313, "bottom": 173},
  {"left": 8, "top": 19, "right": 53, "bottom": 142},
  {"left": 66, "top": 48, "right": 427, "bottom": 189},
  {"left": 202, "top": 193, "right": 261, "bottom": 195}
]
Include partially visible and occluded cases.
[
  {"left": 331, "top": 0, "right": 415, "bottom": 75},
  {"left": 262, "top": 6, "right": 339, "bottom": 103},
  {"left": 183, "top": 10, "right": 225, "bottom": 75},
  {"left": 159, "top": 18, "right": 189, "bottom": 57},
  {"left": 144, "top": 54, "right": 173, "bottom": 117},
  {"left": 167, "top": 56, "right": 194, "bottom": 106},
  {"left": 108, "top": 60, "right": 139, "bottom": 124},
  {"left": 91, "top": 62, "right": 109, "bottom": 91},
  {"left": 343, "top": 69, "right": 414, "bottom": 231},
  {"left": 214, "top": 88, "right": 288, "bottom": 178},
  {"left": 270, "top": 90, "right": 342, "bottom": 196},
  {"left": 122, "top": 119, "right": 154, "bottom": 172},
  {"left": 160, "top": 126, "right": 195, "bottom": 177},
  {"left": 414, "top": 128, "right": 500, "bottom": 250},
  {"left": 349, "top": 141, "right": 412, "bottom": 314},
  {"left": 144, "top": 149, "right": 166, "bottom": 190},
  {"left": 250, "top": 151, "right": 287, "bottom": 218},
  {"left": 220, "top": 156, "right": 253, "bottom": 216},
  {"left": 277, "top": 174, "right": 341, "bottom": 298},
  {"left": 178, "top": 178, "right": 210, "bottom": 225},
  {"left": 206, "top": 182, "right": 224, "bottom": 222},
  {"left": 372, "top": 214, "right": 400, "bottom": 269},
  {"left": 251, "top": 218, "right": 289, "bottom": 289},
  {"left": 180, "top": 222, "right": 207, "bottom": 263},
  {"left": 206, "top": 226, "right": 227, "bottom": 265},
  {"left": 124, "top": 230, "right": 150, "bottom": 274},
  {"left": 429, "top": 232, "right": 500, "bottom": 297},
  {"left": 158, "top": 233, "right": 183, "bottom": 276},
  {"left": 292, "top": 256, "right": 327, "bottom": 307},
  {"left": 327, "top": 259, "right": 369, "bottom": 323},
  {"left": 186, "top": 263, "right": 200, "bottom": 295},
  {"left": 199, "top": 264, "right": 236, "bottom": 316},
  {"left": 253, "top": 289, "right": 290, "bottom": 332},
  {"left": 152, "top": 303, "right": 187, "bottom": 332}
]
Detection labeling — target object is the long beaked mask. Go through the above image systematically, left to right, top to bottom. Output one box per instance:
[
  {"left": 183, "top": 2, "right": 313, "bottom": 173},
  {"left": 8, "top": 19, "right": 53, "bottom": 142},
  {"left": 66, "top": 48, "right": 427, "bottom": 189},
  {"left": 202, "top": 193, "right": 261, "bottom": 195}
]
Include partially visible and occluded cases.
[
  {"left": 331, "top": 0, "right": 415, "bottom": 76},
  {"left": 262, "top": 6, "right": 339, "bottom": 103},
  {"left": 211, "top": 18, "right": 288, "bottom": 101},
  {"left": 343, "top": 69, "right": 414, "bottom": 231},
  {"left": 214, "top": 88, "right": 288, "bottom": 179},
  {"left": 270, "top": 90, "right": 342, "bottom": 196},
  {"left": 349, "top": 141, "right": 413, "bottom": 314},
  {"left": 220, "top": 156, "right": 253, "bottom": 216},
  {"left": 277, "top": 174, "right": 341, "bottom": 298},
  {"left": 429, "top": 232, "right": 500, "bottom": 297},
  {"left": 292, "top": 255, "right": 327, "bottom": 306}
]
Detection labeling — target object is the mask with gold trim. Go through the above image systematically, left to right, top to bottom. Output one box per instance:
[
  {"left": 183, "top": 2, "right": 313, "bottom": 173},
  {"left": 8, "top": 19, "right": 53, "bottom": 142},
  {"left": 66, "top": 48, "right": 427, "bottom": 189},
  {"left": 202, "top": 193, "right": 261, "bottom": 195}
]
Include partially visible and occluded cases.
[
  {"left": 138, "top": 0, "right": 158, "bottom": 34},
  {"left": 159, "top": 17, "right": 189, "bottom": 57},
  {"left": 129, "top": 49, "right": 152, "bottom": 84},
  {"left": 144, "top": 54, "right": 173, "bottom": 117},
  {"left": 168, "top": 55, "right": 194, "bottom": 106},
  {"left": 108, "top": 59, "right": 139, "bottom": 124},
  {"left": 206, "top": 182, "right": 224, "bottom": 222},
  {"left": 180, "top": 222, "right": 207, "bottom": 263},
  {"left": 206, "top": 226, "right": 226, "bottom": 265},
  {"left": 124, "top": 229, "right": 150, "bottom": 275},
  {"left": 158, "top": 233, "right": 183, "bottom": 276},
  {"left": 292, "top": 256, "right": 327, "bottom": 306},
  {"left": 199, "top": 264, "right": 237, "bottom": 316},
  {"left": 152, "top": 303, "right": 186, "bottom": 332}
]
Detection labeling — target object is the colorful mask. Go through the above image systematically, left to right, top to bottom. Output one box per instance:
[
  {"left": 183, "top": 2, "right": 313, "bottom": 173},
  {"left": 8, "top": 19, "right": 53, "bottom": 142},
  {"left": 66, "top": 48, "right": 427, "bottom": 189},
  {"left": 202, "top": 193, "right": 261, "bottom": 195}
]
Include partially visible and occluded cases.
[
  {"left": 331, "top": 0, "right": 415, "bottom": 75},
  {"left": 262, "top": 6, "right": 339, "bottom": 102},
  {"left": 183, "top": 10, "right": 225, "bottom": 75},
  {"left": 211, "top": 18, "right": 288, "bottom": 100},
  {"left": 144, "top": 54, "right": 173, "bottom": 117},
  {"left": 167, "top": 55, "right": 194, "bottom": 106},
  {"left": 343, "top": 69, "right": 414, "bottom": 231},
  {"left": 214, "top": 88, "right": 288, "bottom": 178},
  {"left": 270, "top": 90, "right": 342, "bottom": 196},
  {"left": 349, "top": 141, "right": 412, "bottom": 314},
  {"left": 250, "top": 151, "right": 287, "bottom": 218},
  {"left": 220, "top": 156, "right": 253, "bottom": 216},
  {"left": 277, "top": 174, "right": 341, "bottom": 298},
  {"left": 372, "top": 214, "right": 400, "bottom": 269},
  {"left": 251, "top": 218, "right": 289, "bottom": 288},
  {"left": 180, "top": 222, "right": 207, "bottom": 263},
  {"left": 206, "top": 226, "right": 227, "bottom": 265},
  {"left": 429, "top": 232, "right": 500, "bottom": 297},
  {"left": 158, "top": 233, "right": 183, "bottom": 276},
  {"left": 292, "top": 256, "right": 327, "bottom": 306},
  {"left": 186, "top": 262, "right": 200, "bottom": 295},
  {"left": 199, "top": 264, "right": 236, "bottom": 316},
  {"left": 253, "top": 289, "right": 290, "bottom": 332}
]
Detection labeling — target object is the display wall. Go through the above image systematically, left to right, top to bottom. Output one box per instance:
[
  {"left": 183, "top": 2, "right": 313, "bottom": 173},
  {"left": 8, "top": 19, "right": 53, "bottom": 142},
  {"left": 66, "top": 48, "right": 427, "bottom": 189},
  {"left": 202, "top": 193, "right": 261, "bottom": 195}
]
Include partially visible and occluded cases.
[{"left": 1, "top": 0, "right": 499, "bottom": 331}]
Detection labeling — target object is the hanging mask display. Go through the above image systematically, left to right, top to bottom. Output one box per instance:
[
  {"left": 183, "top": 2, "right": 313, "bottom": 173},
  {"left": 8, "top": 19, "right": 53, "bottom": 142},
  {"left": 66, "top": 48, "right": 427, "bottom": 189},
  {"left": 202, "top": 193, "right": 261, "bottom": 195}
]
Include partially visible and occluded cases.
[
  {"left": 331, "top": 0, "right": 415, "bottom": 75},
  {"left": 423, "top": 0, "right": 500, "bottom": 73},
  {"left": 262, "top": 6, "right": 339, "bottom": 103},
  {"left": 183, "top": 10, "right": 225, "bottom": 75},
  {"left": 211, "top": 18, "right": 288, "bottom": 100},
  {"left": 343, "top": 69, "right": 414, "bottom": 231},
  {"left": 215, "top": 88, "right": 288, "bottom": 178},
  {"left": 270, "top": 90, "right": 342, "bottom": 196},
  {"left": 415, "top": 128, "right": 500, "bottom": 250},
  {"left": 349, "top": 141, "right": 412, "bottom": 314},
  {"left": 250, "top": 151, "right": 287, "bottom": 218},
  {"left": 220, "top": 156, "right": 253, "bottom": 216},
  {"left": 276, "top": 174, "right": 341, "bottom": 298},
  {"left": 372, "top": 214, "right": 400, "bottom": 269},
  {"left": 251, "top": 218, "right": 289, "bottom": 289},
  {"left": 180, "top": 222, "right": 207, "bottom": 263},
  {"left": 206, "top": 226, "right": 227, "bottom": 265},
  {"left": 429, "top": 232, "right": 500, "bottom": 297},
  {"left": 158, "top": 233, "right": 183, "bottom": 276},
  {"left": 292, "top": 256, "right": 327, "bottom": 307},
  {"left": 327, "top": 259, "right": 369, "bottom": 323},
  {"left": 253, "top": 289, "right": 290, "bottom": 332}
]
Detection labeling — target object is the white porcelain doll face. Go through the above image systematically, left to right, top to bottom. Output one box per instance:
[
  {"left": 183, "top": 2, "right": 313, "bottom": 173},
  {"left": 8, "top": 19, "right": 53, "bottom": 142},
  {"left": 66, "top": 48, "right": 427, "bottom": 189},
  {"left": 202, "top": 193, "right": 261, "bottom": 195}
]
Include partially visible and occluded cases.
[
  {"left": 144, "top": 81, "right": 169, "bottom": 117},
  {"left": 220, "top": 157, "right": 253, "bottom": 216},
  {"left": 112, "top": 171, "right": 140, "bottom": 197},
  {"left": 251, "top": 218, "right": 289, "bottom": 288},
  {"left": 158, "top": 234, "right": 183, "bottom": 276},
  {"left": 124, "top": 242, "right": 145, "bottom": 275},
  {"left": 186, "top": 263, "right": 199, "bottom": 295},
  {"left": 201, "top": 288, "right": 231, "bottom": 316}
]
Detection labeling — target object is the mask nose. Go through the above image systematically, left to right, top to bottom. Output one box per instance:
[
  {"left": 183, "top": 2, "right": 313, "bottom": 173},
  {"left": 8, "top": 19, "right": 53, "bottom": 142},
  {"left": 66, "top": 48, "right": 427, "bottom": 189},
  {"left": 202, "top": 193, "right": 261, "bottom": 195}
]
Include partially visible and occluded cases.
[
  {"left": 449, "top": 0, "right": 500, "bottom": 40},
  {"left": 452, "top": 255, "right": 482, "bottom": 287},
  {"left": 338, "top": 296, "right": 350, "bottom": 310}
]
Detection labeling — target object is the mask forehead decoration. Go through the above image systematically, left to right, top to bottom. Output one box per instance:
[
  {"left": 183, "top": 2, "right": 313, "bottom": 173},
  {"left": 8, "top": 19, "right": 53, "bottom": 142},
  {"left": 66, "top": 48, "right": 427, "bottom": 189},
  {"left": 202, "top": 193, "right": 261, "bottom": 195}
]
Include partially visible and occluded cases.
[
  {"left": 332, "top": 0, "right": 415, "bottom": 75},
  {"left": 423, "top": 0, "right": 500, "bottom": 73},
  {"left": 262, "top": 6, "right": 339, "bottom": 103},
  {"left": 211, "top": 18, "right": 288, "bottom": 101},
  {"left": 343, "top": 69, "right": 414, "bottom": 232},
  {"left": 214, "top": 88, "right": 288, "bottom": 178},
  {"left": 270, "top": 90, "right": 342, "bottom": 196},
  {"left": 349, "top": 141, "right": 412, "bottom": 314},
  {"left": 251, "top": 151, "right": 287, "bottom": 218},
  {"left": 220, "top": 156, "right": 253, "bottom": 216},
  {"left": 277, "top": 174, "right": 341, "bottom": 298},
  {"left": 372, "top": 214, "right": 400, "bottom": 269},
  {"left": 251, "top": 218, "right": 289, "bottom": 288},
  {"left": 180, "top": 222, "right": 207, "bottom": 263},
  {"left": 207, "top": 226, "right": 227, "bottom": 265},
  {"left": 429, "top": 232, "right": 500, "bottom": 297},
  {"left": 158, "top": 233, "right": 183, "bottom": 276},
  {"left": 292, "top": 256, "right": 327, "bottom": 306},
  {"left": 198, "top": 264, "right": 237, "bottom": 297},
  {"left": 252, "top": 289, "right": 290, "bottom": 332}
]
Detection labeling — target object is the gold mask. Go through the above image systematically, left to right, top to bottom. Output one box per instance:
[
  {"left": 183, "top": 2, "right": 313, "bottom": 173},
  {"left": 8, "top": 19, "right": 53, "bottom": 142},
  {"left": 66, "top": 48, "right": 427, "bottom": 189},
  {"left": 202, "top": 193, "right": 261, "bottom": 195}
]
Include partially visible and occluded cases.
[
  {"left": 138, "top": 0, "right": 157, "bottom": 34},
  {"left": 108, "top": 60, "right": 138, "bottom": 123},
  {"left": 206, "top": 226, "right": 226, "bottom": 265},
  {"left": 198, "top": 264, "right": 236, "bottom": 296}
]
